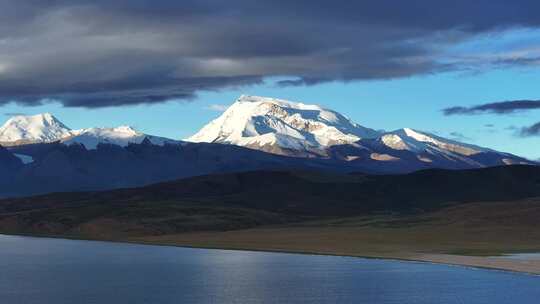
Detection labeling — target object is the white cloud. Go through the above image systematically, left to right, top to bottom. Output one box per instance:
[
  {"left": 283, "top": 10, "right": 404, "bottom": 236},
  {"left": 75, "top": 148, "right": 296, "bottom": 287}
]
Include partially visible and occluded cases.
[{"left": 205, "top": 104, "right": 229, "bottom": 112}]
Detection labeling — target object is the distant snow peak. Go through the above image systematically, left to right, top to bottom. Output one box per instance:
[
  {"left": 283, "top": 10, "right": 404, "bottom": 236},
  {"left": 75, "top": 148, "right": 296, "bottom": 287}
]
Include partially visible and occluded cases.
[
  {"left": 187, "top": 95, "right": 380, "bottom": 155},
  {"left": 236, "top": 95, "right": 324, "bottom": 111},
  {"left": 0, "top": 113, "right": 72, "bottom": 143},
  {"left": 0, "top": 113, "right": 179, "bottom": 149},
  {"left": 64, "top": 125, "right": 176, "bottom": 149},
  {"left": 75, "top": 125, "right": 141, "bottom": 138},
  {"left": 381, "top": 128, "right": 485, "bottom": 157}
]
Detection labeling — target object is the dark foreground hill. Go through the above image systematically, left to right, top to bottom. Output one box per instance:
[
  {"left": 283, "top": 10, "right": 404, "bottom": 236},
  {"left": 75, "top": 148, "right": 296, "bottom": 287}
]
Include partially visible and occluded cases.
[
  {"left": 0, "top": 141, "right": 345, "bottom": 197},
  {"left": 0, "top": 165, "right": 539, "bottom": 239}
]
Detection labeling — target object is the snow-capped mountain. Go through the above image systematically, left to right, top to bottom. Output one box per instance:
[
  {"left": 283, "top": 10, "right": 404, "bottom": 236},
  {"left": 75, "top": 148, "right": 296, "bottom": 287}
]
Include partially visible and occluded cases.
[
  {"left": 188, "top": 95, "right": 380, "bottom": 156},
  {"left": 188, "top": 95, "right": 533, "bottom": 170},
  {"left": 0, "top": 113, "right": 177, "bottom": 149},
  {"left": 0, "top": 113, "right": 72, "bottom": 145},
  {"left": 65, "top": 126, "right": 177, "bottom": 149},
  {"left": 330, "top": 127, "right": 532, "bottom": 171},
  {"left": 375, "top": 128, "right": 490, "bottom": 163}
]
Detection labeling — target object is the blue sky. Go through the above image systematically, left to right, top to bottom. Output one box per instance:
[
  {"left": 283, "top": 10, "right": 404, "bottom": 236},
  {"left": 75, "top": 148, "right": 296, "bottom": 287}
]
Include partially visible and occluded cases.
[{"left": 2, "top": 67, "right": 539, "bottom": 160}]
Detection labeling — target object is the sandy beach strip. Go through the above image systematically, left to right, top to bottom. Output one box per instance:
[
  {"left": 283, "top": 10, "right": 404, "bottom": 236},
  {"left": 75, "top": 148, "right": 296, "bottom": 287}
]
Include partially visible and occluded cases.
[{"left": 414, "top": 254, "right": 540, "bottom": 275}]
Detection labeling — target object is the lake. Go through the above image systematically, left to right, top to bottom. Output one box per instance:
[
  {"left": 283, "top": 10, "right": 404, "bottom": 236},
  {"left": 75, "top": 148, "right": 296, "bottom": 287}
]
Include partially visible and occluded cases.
[{"left": 0, "top": 235, "right": 538, "bottom": 304}]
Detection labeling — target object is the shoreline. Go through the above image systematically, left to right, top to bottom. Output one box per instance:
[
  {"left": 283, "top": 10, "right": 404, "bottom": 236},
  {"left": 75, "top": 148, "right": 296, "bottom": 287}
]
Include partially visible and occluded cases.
[
  {"left": 2, "top": 232, "right": 540, "bottom": 276},
  {"left": 129, "top": 239, "right": 540, "bottom": 276}
]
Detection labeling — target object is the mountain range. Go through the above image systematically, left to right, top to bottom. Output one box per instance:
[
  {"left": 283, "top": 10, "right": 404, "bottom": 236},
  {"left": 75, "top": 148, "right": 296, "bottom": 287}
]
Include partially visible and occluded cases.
[
  {"left": 0, "top": 95, "right": 536, "bottom": 197},
  {"left": 189, "top": 95, "right": 533, "bottom": 170},
  {"left": 0, "top": 113, "right": 177, "bottom": 149}
]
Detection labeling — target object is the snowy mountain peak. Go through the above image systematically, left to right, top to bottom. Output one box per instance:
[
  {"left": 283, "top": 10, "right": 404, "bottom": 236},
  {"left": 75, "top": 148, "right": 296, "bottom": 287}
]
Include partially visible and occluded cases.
[
  {"left": 188, "top": 95, "right": 381, "bottom": 155},
  {"left": 236, "top": 95, "right": 325, "bottom": 111},
  {"left": 0, "top": 113, "right": 72, "bottom": 143},
  {"left": 0, "top": 113, "right": 179, "bottom": 149},
  {"left": 64, "top": 125, "right": 177, "bottom": 149},
  {"left": 72, "top": 125, "right": 142, "bottom": 138},
  {"left": 385, "top": 128, "right": 488, "bottom": 156}
]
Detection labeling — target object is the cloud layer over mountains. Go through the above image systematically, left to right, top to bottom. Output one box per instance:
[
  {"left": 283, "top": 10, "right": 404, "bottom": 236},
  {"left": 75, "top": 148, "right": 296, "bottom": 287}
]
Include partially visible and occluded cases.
[{"left": 1, "top": 1, "right": 540, "bottom": 108}]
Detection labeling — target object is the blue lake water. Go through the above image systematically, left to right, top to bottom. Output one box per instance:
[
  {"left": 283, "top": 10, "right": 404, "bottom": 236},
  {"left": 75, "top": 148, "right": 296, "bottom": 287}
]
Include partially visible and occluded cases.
[{"left": 0, "top": 234, "right": 538, "bottom": 304}]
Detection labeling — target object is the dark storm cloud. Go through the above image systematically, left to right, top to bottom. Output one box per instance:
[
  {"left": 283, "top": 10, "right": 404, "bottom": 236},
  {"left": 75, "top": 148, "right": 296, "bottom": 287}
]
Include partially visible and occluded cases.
[
  {"left": 1, "top": 0, "right": 540, "bottom": 107},
  {"left": 494, "top": 56, "right": 540, "bottom": 67},
  {"left": 443, "top": 100, "right": 540, "bottom": 115},
  {"left": 520, "top": 122, "right": 540, "bottom": 137}
]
